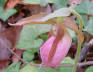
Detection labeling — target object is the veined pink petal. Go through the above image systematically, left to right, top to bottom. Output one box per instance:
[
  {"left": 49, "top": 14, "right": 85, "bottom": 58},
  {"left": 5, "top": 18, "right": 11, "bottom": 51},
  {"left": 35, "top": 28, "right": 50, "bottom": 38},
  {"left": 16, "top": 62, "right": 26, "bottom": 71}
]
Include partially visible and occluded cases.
[{"left": 40, "top": 32, "right": 72, "bottom": 68}]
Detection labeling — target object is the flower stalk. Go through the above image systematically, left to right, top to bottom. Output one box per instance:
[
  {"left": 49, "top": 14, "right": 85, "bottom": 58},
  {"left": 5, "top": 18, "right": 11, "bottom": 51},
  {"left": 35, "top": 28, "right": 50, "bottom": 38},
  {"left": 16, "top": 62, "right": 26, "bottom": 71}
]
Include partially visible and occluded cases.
[
  {"left": 70, "top": 9, "right": 84, "bottom": 72},
  {"left": 70, "top": 9, "right": 83, "bottom": 33}
]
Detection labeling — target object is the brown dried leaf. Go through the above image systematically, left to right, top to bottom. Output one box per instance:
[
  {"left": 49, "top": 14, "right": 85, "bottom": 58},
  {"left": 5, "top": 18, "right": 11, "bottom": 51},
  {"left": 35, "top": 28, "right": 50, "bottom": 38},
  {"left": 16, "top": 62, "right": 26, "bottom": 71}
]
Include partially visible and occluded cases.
[
  {"left": 4, "top": 0, "right": 21, "bottom": 10},
  {"left": 23, "top": 4, "right": 52, "bottom": 15},
  {"left": 62, "top": 17, "right": 84, "bottom": 43},
  {"left": 0, "top": 26, "right": 23, "bottom": 48},
  {"left": 0, "top": 35, "right": 12, "bottom": 60},
  {"left": 0, "top": 35, "right": 11, "bottom": 72},
  {"left": 12, "top": 49, "right": 24, "bottom": 62},
  {"left": 0, "top": 59, "right": 10, "bottom": 72}
]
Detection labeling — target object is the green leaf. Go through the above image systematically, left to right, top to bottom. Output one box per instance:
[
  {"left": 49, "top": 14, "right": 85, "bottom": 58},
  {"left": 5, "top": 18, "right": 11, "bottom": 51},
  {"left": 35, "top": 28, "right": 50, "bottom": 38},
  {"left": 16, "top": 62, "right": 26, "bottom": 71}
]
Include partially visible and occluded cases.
[
  {"left": 0, "top": 0, "right": 7, "bottom": 8},
  {"left": 22, "top": 0, "right": 53, "bottom": 4},
  {"left": 40, "top": 0, "right": 48, "bottom": 7},
  {"left": 54, "top": 0, "right": 69, "bottom": 10},
  {"left": 74, "top": 1, "right": 93, "bottom": 15},
  {"left": 0, "top": 7, "right": 17, "bottom": 21},
  {"left": 42, "top": 8, "right": 71, "bottom": 21},
  {"left": 76, "top": 14, "right": 87, "bottom": 27},
  {"left": 80, "top": 14, "right": 87, "bottom": 27},
  {"left": 84, "top": 17, "right": 93, "bottom": 35},
  {"left": 17, "top": 24, "right": 51, "bottom": 50},
  {"left": 67, "top": 29, "right": 77, "bottom": 42},
  {"left": 39, "top": 33, "right": 48, "bottom": 41},
  {"left": 23, "top": 50, "right": 36, "bottom": 62},
  {"left": 56, "top": 57, "right": 73, "bottom": 72},
  {"left": 61, "top": 57, "right": 74, "bottom": 64},
  {"left": 5, "top": 62, "right": 21, "bottom": 72},
  {"left": 20, "top": 65, "right": 37, "bottom": 72},
  {"left": 86, "top": 66, "right": 93, "bottom": 72},
  {"left": 38, "top": 67, "right": 57, "bottom": 72},
  {"left": 56, "top": 67, "right": 73, "bottom": 72}
]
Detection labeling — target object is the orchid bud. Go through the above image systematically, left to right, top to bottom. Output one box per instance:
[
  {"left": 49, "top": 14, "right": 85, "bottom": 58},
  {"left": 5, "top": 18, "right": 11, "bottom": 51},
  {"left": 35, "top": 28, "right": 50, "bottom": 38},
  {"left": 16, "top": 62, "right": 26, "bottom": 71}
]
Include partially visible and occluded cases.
[{"left": 40, "top": 32, "right": 72, "bottom": 68}]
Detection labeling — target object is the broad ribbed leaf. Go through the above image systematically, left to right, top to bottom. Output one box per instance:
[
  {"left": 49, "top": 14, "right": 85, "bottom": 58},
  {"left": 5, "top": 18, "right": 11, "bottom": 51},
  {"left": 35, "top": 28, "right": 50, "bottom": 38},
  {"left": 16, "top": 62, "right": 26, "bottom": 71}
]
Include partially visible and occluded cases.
[
  {"left": 0, "top": 0, "right": 7, "bottom": 8},
  {"left": 40, "top": 0, "right": 48, "bottom": 7},
  {"left": 54, "top": 0, "right": 69, "bottom": 9},
  {"left": 74, "top": 0, "right": 93, "bottom": 15},
  {"left": 0, "top": 7, "right": 17, "bottom": 21},
  {"left": 42, "top": 8, "right": 71, "bottom": 21},
  {"left": 76, "top": 14, "right": 87, "bottom": 27},
  {"left": 84, "top": 17, "right": 93, "bottom": 35},
  {"left": 17, "top": 24, "right": 51, "bottom": 50},
  {"left": 23, "top": 50, "right": 36, "bottom": 62},
  {"left": 56, "top": 57, "right": 73, "bottom": 72},
  {"left": 61, "top": 57, "right": 74, "bottom": 64},
  {"left": 5, "top": 62, "right": 21, "bottom": 72},
  {"left": 20, "top": 65, "right": 37, "bottom": 72},
  {"left": 86, "top": 66, "right": 93, "bottom": 72},
  {"left": 38, "top": 67, "right": 57, "bottom": 72},
  {"left": 56, "top": 67, "right": 72, "bottom": 72}
]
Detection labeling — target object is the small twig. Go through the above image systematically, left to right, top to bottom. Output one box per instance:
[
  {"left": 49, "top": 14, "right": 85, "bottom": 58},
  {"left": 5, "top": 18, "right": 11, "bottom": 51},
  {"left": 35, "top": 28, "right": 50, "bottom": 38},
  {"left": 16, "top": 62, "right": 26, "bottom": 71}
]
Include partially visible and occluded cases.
[
  {"left": 4, "top": 37, "right": 93, "bottom": 68},
  {"left": 2, "top": 38, "right": 73, "bottom": 68},
  {"left": 79, "top": 39, "right": 93, "bottom": 62},
  {"left": 7, "top": 47, "right": 28, "bottom": 64},
  {"left": 78, "top": 61, "right": 93, "bottom": 67},
  {"left": 58, "top": 64, "right": 73, "bottom": 67}
]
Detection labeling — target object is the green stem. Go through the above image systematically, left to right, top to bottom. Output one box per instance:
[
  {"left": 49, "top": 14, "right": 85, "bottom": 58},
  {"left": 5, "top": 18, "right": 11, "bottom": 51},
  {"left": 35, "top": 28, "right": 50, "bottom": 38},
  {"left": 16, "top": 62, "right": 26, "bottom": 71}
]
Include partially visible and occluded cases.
[
  {"left": 70, "top": 9, "right": 83, "bottom": 72},
  {"left": 70, "top": 9, "right": 83, "bottom": 33},
  {"left": 72, "top": 42, "right": 81, "bottom": 72}
]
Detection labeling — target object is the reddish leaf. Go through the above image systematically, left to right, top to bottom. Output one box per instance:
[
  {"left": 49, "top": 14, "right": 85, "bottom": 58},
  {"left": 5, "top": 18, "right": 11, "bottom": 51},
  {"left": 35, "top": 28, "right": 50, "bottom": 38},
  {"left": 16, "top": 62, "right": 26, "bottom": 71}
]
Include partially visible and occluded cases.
[{"left": 9, "top": 13, "right": 56, "bottom": 26}]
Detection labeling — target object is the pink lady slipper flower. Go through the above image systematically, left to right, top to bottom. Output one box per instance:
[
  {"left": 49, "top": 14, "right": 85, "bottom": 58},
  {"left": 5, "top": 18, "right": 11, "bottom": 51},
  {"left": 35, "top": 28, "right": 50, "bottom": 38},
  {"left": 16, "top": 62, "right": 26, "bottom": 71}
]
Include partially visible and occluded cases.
[
  {"left": 40, "top": 17, "right": 84, "bottom": 68},
  {"left": 40, "top": 27, "right": 72, "bottom": 68}
]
